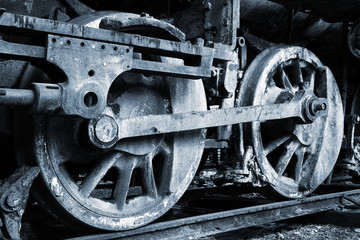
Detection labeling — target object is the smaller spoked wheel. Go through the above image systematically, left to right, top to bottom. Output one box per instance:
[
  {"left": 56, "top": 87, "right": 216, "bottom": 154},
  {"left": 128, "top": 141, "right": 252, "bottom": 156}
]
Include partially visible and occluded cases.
[{"left": 239, "top": 46, "right": 343, "bottom": 198}]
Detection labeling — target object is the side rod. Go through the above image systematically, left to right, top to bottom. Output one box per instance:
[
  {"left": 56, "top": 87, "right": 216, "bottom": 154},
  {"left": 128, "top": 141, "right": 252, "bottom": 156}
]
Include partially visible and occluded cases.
[
  {"left": 0, "top": 87, "right": 327, "bottom": 139},
  {"left": 115, "top": 91, "right": 327, "bottom": 139},
  {"left": 117, "top": 101, "right": 300, "bottom": 139}
]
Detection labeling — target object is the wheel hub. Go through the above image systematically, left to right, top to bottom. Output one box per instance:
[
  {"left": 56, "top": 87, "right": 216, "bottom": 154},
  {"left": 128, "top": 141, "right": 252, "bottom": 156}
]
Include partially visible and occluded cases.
[
  {"left": 88, "top": 86, "right": 167, "bottom": 154},
  {"left": 111, "top": 86, "right": 166, "bottom": 155},
  {"left": 273, "top": 90, "right": 323, "bottom": 146},
  {"left": 94, "top": 115, "right": 118, "bottom": 143}
]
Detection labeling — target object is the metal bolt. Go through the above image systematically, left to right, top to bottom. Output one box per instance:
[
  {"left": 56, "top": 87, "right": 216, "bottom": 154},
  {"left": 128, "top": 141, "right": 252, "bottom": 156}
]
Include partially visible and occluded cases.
[
  {"left": 204, "top": 2, "right": 212, "bottom": 10},
  {"left": 140, "top": 12, "right": 150, "bottom": 18},
  {"left": 223, "top": 18, "right": 229, "bottom": 27},
  {"left": 237, "top": 37, "right": 246, "bottom": 47},
  {"left": 205, "top": 41, "right": 214, "bottom": 47},
  {"left": 211, "top": 69, "right": 218, "bottom": 77},
  {"left": 311, "top": 101, "right": 326, "bottom": 114},
  {"left": 315, "top": 103, "right": 327, "bottom": 111},
  {"left": 353, "top": 114, "right": 360, "bottom": 124},
  {"left": 95, "top": 116, "right": 118, "bottom": 143},
  {"left": 6, "top": 192, "right": 21, "bottom": 209}
]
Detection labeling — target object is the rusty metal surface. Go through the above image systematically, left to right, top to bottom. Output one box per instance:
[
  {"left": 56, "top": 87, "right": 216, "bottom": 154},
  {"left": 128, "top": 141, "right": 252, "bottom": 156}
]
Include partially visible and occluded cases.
[
  {"left": 0, "top": 0, "right": 64, "bottom": 18},
  {"left": 204, "top": 0, "right": 240, "bottom": 48},
  {"left": 0, "top": 12, "right": 235, "bottom": 61},
  {"left": 0, "top": 12, "right": 238, "bottom": 119},
  {"left": 16, "top": 12, "right": 209, "bottom": 231},
  {"left": 100, "top": 16, "right": 186, "bottom": 42},
  {"left": 0, "top": 23, "right": 213, "bottom": 118},
  {"left": 47, "top": 34, "right": 132, "bottom": 118},
  {"left": 0, "top": 39, "right": 45, "bottom": 60},
  {"left": 131, "top": 59, "right": 211, "bottom": 78},
  {"left": 0, "top": 60, "right": 28, "bottom": 88},
  {"left": 29, "top": 80, "right": 206, "bottom": 230},
  {"left": 0, "top": 88, "right": 34, "bottom": 107},
  {"left": 112, "top": 90, "right": 327, "bottom": 141},
  {"left": 0, "top": 166, "right": 40, "bottom": 240},
  {"left": 65, "top": 189, "right": 360, "bottom": 240}
]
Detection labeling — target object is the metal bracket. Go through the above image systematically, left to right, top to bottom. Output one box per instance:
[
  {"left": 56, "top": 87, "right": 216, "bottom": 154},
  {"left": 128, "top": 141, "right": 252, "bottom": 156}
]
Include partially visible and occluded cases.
[
  {"left": 204, "top": 0, "right": 240, "bottom": 48},
  {"left": 0, "top": 12, "right": 242, "bottom": 119},
  {"left": 47, "top": 35, "right": 133, "bottom": 118},
  {"left": 0, "top": 166, "right": 40, "bottom": 240}
]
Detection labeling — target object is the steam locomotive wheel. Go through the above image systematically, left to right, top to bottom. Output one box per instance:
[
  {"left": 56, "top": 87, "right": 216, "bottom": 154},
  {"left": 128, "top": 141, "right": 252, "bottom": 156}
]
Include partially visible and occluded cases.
[
  {"left": 17, "top": 12, "right": 206, "bottom": 230},
  {"left": 238, "top": 46, "right": 343, "bottom": 198}
]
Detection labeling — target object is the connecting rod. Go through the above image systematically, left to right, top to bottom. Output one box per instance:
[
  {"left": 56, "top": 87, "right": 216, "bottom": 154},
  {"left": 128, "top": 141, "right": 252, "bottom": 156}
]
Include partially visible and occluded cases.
[{"left": 88, "top": 89, "right": 328, "bottom": 147}]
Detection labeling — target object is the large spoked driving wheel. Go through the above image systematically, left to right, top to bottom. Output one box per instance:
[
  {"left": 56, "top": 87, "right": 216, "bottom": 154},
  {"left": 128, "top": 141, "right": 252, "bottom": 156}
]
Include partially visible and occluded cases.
[
  {"left": 17, "top": 12, "right": 206, "bottom": 230},
  {"left": 238, "top": 46, "right": 343, "bottom": 198}
]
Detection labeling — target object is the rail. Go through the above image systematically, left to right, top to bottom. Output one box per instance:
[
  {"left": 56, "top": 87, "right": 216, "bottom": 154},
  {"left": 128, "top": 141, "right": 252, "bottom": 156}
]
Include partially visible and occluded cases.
[{"left": 67, "top": 188, "right": 360, "bottom": 240}]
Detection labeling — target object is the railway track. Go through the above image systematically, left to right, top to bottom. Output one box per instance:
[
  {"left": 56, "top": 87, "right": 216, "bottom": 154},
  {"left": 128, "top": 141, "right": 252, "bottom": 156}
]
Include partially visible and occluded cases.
[{"left": 19, "top": 184, "right": 360, "bottom": 240}]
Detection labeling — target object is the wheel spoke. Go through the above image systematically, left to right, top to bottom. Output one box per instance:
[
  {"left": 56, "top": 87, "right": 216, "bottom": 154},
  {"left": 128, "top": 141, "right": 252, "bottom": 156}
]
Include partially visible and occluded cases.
[
  {"left": 289, "top": 60, "right": 303, "bottom": 86},
  {"left": 275, "top": 66, "right": 293, "bottom": 91},
  {"left": 304, "top": 68, "right": 316, "bottom": 91},
  {"left": 263, "top": 83, "right": 284, "bottom": 104},
  {"left": 264, "top": 135, "right": 292, "bottom": 155},
  {"left": 275, "top": 140, "right": 301, "bottom": 176},
  {"left": 157, "top": 142, "right": 173, "bottom": 195},
  {"left": 159, "top": 142, "right": 172, "bottom": 156},
  {"left": 294, "top": 147, "right": 305, "bottom": 182},
  {"left": 298, "top": 147, "right": 320, "bottom": 191},
  {"left": 79, "top": 152, "right": 122, "bottom": 198},
  {"left": 141, "top": 154, "right": 158, "bottom": 199},
  {"left": 113, "top": 155, "right": 138, "bottom": 210}
]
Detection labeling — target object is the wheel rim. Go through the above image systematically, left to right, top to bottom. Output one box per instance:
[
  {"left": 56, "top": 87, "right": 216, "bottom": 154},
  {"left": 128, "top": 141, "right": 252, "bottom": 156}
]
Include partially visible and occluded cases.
[
  {"left": 19, "top": 12, "right": 207, "bottom": 230},
  {"left": 238, "top": 46, "right": 343, "bottom": 198}
]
